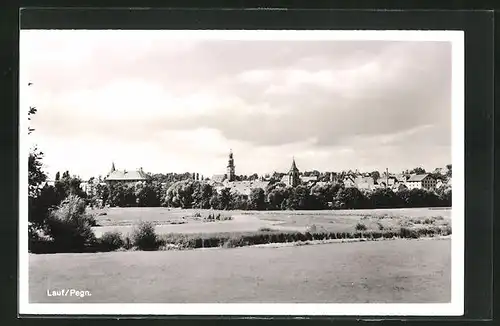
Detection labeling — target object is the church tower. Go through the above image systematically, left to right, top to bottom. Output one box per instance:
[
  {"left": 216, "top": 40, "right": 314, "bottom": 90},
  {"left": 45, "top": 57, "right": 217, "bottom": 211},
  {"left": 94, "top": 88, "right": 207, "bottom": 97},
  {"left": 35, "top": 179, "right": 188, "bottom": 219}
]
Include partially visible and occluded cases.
[
  {"left": 227, "top": 149, "right": 236, "bottom": 182},
  {"left": 287, "top": 157, "right": 300, "bottom": 187}
]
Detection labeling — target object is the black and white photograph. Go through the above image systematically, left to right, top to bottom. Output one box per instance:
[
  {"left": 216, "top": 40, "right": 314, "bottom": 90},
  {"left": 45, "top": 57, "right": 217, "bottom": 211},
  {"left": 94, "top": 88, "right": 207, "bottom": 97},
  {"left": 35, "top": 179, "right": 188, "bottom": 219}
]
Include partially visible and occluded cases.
[{"left": 19, "top": 29, "right": 464, "bottom": 316}]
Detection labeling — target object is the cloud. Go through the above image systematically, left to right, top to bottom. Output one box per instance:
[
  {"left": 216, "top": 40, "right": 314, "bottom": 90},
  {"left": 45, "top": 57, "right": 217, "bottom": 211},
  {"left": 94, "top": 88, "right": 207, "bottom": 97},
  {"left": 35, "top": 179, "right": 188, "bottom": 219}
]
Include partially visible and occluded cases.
[{"left": 22, "top": 31, "right": 452, "bottom": 179}]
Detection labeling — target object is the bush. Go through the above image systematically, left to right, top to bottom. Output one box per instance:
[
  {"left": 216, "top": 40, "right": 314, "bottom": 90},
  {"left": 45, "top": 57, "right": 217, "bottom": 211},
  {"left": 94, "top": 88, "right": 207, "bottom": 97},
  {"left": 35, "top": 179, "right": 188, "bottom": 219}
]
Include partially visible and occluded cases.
[
  {"left": 45, "top": 194, "right": 96, "bottom": 252},
  {"left": 131, "top": 221, "right": 160, "bottom": 250},
  {"left": 355, "top": 222, "right": 367, "bottom": 231},
  {"left": 400, "top": 227, "right": 419, "bottom": 239},
  {"left": 99, "top": 231, "right": 124, "bottom": 251},
  {"left": 124, "top": 235, "right": 133, "bottom": 250}
]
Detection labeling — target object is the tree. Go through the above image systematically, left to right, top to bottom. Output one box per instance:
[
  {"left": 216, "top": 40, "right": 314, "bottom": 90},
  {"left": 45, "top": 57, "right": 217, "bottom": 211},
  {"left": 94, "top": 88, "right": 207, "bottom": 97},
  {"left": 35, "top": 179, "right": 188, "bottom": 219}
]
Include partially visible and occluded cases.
[
  {"left": 28, "top": 93, "right": 49, "bottom": 233},
  {"left": 28, "top": 148, "right": 47, "bottom": 198},
  {"left": 446, "top": 164, "right": 452, "bottom": 178},
  {"left": 410, "top": 167, "right": 426, "bottom": 174},
  {"left": 53, "top": 171, "right": 86, "bottom": 203},
  {"left": 370, "top": 171, "right": 380, "bottom": 183},
  {"left": 248, "top": 173, "right": 259, "bottom": 181},
  {"left": 135, "top": 181, "right": 161, "bottom": 207},
  {"left": 192, "top": 182, "right": 213, "bottom": 209},
  {"left": 95, "top": 183, "right": 109, "bottom": 207},
  {"left": 310, "top": 184, "right": 330, "bottom": 209},
  {"left": 284, "top": 185, "right": 312, "bottom": 210},
  {"left": 266, "top": 186, "right": 290, "bottom": 210},
  {"left": 334, "top": 187, "right": 366, "bottom": 209},
  {"left": 219, "top": 188, "right": 233, "bottom": 210},
  {"left": 249, "top": 188, "right": 266, "bottom": 210},
  {"left": 370, "top": 188, "right": 401, "bottom": 208},
  {"left": 396, "top": 188, "right": 412, "bottom": 207},
  {"left": 405, "top": 188, "right": 439, "bottom": 208},
  {"left": 439, "top": 188, "right": 452, "bottom": 207},
  {"left": 230, "top": 193, "right": 248, "bottom": 210},
  {"left": 45, "top": 194, "right": 97, "bottom": 252}
]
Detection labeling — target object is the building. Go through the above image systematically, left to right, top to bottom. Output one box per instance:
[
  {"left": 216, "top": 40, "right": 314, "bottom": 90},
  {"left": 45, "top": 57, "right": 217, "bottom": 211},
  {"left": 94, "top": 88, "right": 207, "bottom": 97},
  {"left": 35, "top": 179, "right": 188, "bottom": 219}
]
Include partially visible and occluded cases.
[
  {"left": 227, "top": 149, "right": 236, "bottom": 182},
  {"left": 211, "top": 150, "right": 270, "bottom": 196},
  {"left": 281, "top": 158, "right": 301, "bottom": 187},
  {"left": 104, "top": 162, "right": 149, "bottom": 186},
  {"left": 406, "top": 174, "right": 437, "bottom": 190},
  {"left": 300, "top": 175, "right": 318, "bottom": 184},
  {"left": 343, "top": 175, "right": 357, "bottom": 188},
  {"left": 354, "top": 176, "right": 375, "bottom": 190}
]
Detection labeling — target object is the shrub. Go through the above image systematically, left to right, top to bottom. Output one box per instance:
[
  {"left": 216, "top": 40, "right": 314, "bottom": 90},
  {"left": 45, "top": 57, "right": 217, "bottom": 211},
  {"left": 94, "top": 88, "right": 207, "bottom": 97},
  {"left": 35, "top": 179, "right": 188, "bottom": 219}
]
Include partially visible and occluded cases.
[
  {"left": 45, "top": 194, "right": 96, "bottom": 252},
  {"left": 131, "top": 221, "right": 160, "bottom": 250},
  {"left": 355, "top": 222, "right": 367, "bottom": 231},
  {"left": 377, "top": 222, "right": 385, "bottom": 230},
  {"left": 306, "top": 224, "right": 317, "bottom": 232},
  {"left": 400, "top": 227, "right": 419, "bottom": 239},
  {"left": 99, "top": 231, "right": 124, "bottom": 251},
  {"left": 124, "top": 235, "right": 133, "bottom": 249}
]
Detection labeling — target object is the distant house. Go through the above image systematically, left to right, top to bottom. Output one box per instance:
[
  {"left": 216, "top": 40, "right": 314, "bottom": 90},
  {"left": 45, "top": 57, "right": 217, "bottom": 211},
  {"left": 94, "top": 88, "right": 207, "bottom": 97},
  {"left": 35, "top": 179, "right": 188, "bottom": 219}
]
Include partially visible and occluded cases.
[
  {"left": 104, "top": 162, "right": 149, "bottom": 186},
  {"left": 211, "top": 174, "right": 227, "bottom": 183},
  {"left": 406, "top": 174, "right": 437, "bottom": 190},
  {"left": 299, "top": 175, "right": 318, "bottom": 186},
  {"left": 342, "top": 175, "right": 356, "bottom": 188},
  {"left": 354, "top": 176, "right": 375, "bottom": 190},
  {"left": 436, "top": 177, "right": 452, "bottom": 190},
  {"left": 41, "top": 179, "right": 55, "bottom": 188},
  {"left": 435, "top": 179, "right": 445, "bottom": 189},
  {"left": 219, "top": 180, "right": 271, "bottom": 197}
]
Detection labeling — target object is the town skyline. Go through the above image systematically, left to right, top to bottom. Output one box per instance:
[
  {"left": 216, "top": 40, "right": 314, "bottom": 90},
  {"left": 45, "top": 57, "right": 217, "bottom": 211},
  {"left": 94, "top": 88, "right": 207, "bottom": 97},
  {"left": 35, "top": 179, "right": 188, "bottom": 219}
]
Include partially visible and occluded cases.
[{"left": 22, "top": 30, "right": 452, "bottom": 181}]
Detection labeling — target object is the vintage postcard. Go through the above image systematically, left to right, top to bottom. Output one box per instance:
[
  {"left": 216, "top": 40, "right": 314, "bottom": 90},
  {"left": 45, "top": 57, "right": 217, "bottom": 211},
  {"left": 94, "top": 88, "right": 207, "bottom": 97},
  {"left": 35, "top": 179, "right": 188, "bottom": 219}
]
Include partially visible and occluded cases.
[{"left": 19, "top": 29, "right": 464, "bottom": 316}]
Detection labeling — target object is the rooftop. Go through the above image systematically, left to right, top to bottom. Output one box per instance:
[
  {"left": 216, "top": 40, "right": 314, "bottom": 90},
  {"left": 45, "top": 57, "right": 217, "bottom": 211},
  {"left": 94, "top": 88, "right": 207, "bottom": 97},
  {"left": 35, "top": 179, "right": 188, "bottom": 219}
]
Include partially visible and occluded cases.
[
  {"left": 106, "top": 169, "right": 148, "bottom": 181},
  {"left": 407, "top": 174, "right": 430, "bottom": 182}
]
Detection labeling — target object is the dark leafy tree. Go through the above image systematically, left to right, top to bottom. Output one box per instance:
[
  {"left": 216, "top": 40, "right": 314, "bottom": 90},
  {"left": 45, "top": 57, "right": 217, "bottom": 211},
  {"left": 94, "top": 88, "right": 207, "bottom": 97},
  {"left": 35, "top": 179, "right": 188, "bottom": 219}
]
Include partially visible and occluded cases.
[
  {"left": 28, "top": 148, "right": 47, "bottom": 198},
  {"left": 446, "top": 164, "right": 452, "bottom": 178},
  {"left": 410, "top": 167, "right": 426, "bottom": 174},
  {"left": 370, "top": 171, "right": 380, "bottom": 183},
  {"left": 266, "top": 186, "right": 290, "bottom": 210},
  {"left": 335, "top": 187, "right": 366, "bottom": 209},
  {"left": 219, "top": 188, "right": 233, "bottom": 210},
  {"left": 248, "top": 188, "right": 266, "bottom": 210},
  {"left": 369, "top": 188, "right": 402, "bottom": 208}
]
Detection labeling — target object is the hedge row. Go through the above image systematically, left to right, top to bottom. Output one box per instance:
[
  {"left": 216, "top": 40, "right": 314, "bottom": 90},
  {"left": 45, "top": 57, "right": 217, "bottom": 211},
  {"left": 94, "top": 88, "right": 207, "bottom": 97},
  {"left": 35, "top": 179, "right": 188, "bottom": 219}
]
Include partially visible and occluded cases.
[{"left": 30, "top": 225, "right": 452, "bottom": 254}]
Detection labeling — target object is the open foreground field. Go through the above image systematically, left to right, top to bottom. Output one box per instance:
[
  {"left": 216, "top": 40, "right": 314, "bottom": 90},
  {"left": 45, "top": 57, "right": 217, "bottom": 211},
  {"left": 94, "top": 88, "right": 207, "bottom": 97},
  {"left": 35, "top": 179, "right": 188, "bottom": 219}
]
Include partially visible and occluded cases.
[
  {"left": 91, "top": 207, "right": 452, "bottom": 237},
  {"left": 30, "top": 238, "right": 450, "bottom": 303}
]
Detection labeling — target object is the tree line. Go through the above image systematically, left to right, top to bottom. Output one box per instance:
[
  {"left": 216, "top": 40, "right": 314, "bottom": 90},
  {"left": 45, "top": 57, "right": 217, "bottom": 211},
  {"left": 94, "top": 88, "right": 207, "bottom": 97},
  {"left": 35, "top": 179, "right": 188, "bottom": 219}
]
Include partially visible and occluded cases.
[{"left": 80, "top": 179, "right": 451, "bottom": 211}]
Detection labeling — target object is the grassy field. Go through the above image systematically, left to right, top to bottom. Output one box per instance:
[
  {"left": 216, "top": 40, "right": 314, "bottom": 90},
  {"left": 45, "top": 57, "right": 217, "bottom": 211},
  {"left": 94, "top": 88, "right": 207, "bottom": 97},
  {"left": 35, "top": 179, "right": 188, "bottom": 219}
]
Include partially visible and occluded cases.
[
  {"left": 91, "top": 207, "right": 452, "bottom": 237},
  {"left": 30, "top": 238, "right": 450, "bottom": 303}
]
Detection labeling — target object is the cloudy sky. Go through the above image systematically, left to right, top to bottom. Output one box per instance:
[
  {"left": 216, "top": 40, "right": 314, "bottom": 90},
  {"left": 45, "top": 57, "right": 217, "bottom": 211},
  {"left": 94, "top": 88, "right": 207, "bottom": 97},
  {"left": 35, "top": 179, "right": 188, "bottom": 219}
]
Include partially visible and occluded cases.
[{"left": 21, "top": 30, "right": 452, "bottom": 180}]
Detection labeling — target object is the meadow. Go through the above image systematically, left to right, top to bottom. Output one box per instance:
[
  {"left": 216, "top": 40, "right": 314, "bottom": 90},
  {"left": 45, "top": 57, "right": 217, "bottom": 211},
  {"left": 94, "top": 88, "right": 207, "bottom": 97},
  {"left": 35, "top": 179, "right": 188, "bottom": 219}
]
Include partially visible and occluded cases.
[
  {"left": 91, "top": 207, "right": 452, "bottom": 237},
  {"left": 29, "top": 238, "right": 451, "bottom": 303}
]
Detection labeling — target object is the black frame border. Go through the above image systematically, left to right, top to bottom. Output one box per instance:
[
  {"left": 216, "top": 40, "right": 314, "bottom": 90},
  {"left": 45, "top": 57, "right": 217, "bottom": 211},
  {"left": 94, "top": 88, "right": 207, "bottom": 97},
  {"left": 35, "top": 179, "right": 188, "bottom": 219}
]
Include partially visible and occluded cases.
[{"left": 3, "top": 7, "right": 494, "bottom": 323}]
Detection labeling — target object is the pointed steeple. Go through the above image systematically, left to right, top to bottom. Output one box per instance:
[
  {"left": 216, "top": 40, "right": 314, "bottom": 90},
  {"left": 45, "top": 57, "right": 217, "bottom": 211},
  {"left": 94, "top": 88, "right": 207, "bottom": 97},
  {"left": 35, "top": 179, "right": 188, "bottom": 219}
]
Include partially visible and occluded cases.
[
  {"left": 227, "top": 149, "right": 235, "bottom": 182},
  {"left": 290, "top": 156, "right": 298, "bottom": 172},
  {"left": 287, "top": 157, "right": 300, "bottom": 187},
  {"left": 111, "top": 162, "right": 116, "bottom": 172}
]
